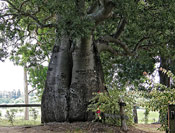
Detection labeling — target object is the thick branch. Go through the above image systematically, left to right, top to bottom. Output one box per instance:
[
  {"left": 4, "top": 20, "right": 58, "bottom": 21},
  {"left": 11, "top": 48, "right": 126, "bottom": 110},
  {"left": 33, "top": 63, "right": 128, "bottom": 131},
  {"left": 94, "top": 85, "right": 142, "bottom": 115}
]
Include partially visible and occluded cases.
[
  {"left": 19, "top": 0, "right": 30, "bottom": 11},
  {"left": 88, "top": 0, "right": 115, "bottom": 24},
  {"left": 87, "top": 1, "right": 99, "bottom": 14},
  {"left": 0, "top": 13, "right": 18, "bottom": 18},
  {"left": 114, "top": 18, "right": 126, "bottom": 39},
  {"left": 99, "top": 35, "right": 150, "bottom": 56},
  {"left": 102, "top": 36, "right": 133, "bottom": 56},
  {"left": 133, "top": 36, "right": 149, "bottom": 52},
  {"left": 96, "top": 41, "right": 123, "bottom": 56}
]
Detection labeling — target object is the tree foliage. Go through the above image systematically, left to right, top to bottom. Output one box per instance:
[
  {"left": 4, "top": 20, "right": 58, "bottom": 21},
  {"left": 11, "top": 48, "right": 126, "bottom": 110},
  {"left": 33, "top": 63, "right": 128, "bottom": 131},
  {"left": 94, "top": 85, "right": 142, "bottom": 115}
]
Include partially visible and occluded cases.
[
  {"left": 28, "top": 65, "right": 47, "bottom": 100},
  {"left": 140, "top": 68, "right": 175, "bottom": 131}
]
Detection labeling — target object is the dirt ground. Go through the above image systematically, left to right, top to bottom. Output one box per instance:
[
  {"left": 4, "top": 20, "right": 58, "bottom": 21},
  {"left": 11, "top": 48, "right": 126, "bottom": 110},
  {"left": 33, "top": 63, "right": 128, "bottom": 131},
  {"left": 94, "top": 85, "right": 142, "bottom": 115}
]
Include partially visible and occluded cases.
[
  {"left": 0, "top": 122, "right": 162, "bottom": 133},
  {"left": 135, "top": 124, "right": 164, "bottom": 133}
]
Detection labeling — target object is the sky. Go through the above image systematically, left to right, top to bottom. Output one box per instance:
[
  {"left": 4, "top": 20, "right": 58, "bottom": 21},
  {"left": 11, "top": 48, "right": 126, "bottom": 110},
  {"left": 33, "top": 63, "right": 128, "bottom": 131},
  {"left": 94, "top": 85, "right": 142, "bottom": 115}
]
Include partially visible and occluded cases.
[
  {"left": 0, "top": 1, "right": 24, "bottom": 92},
  {"left": 0, "top": 59, "right": 24, "bottom": 92}
]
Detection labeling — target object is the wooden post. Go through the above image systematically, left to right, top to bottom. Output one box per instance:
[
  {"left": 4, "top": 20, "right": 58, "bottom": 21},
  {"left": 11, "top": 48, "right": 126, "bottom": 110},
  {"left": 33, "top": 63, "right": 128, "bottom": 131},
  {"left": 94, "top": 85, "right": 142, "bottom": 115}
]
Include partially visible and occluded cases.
[
  {"left": 119, "top": 102, "right": 127, "bottom": 131},
  {"left": 168, "top": 104, "right": 175, "bottom": 133},
  {"left": 133, "top": 105, "right": 138, "bottom": 124}
]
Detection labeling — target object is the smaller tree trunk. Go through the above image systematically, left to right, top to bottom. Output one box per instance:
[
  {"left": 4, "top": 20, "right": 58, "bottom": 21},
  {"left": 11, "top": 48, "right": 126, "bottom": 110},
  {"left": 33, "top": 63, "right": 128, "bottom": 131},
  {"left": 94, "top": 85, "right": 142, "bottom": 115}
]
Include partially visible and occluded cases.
[
  {"left": 24, "top": 67, "right": 29, "bottom": 120},
  {"left": 133, "top": 105, "right": 138, "bottom": 124}
]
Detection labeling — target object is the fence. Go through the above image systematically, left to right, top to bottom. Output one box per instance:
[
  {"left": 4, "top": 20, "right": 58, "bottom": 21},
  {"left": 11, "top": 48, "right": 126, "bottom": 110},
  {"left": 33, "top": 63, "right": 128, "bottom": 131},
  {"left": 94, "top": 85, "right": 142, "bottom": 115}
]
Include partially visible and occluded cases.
[
  {"left": 0, "top": 103, "right": 127, "bottom": 131},
  {"left": 0, "top": 104, "right": 41, "bottom": 108},
  {"left": 0, "top": 104, "right": 41, "bottom": 120}
]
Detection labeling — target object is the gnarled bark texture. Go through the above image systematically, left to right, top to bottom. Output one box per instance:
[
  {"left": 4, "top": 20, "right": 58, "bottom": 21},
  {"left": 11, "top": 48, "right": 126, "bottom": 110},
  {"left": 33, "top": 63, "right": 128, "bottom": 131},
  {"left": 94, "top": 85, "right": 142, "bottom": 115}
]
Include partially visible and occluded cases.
[{"left": 41, "top": 35, "right": 105, "bottom": 123}]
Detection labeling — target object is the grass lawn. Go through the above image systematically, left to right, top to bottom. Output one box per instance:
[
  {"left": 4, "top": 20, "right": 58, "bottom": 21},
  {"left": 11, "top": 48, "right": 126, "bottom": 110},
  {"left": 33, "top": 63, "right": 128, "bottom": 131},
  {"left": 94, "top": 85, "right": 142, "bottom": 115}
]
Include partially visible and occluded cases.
[
  {"left": 0, "top": 107, "right": 41, "bottom": 126},
  {"left": 137, "top": 109, "right": 159, "bottom": 124},
  {"left": 0, "top": 116, "right": 41, "bottom": 126},
  {"left": 0, "top": 119, "right": 41, "bottom": 126}
]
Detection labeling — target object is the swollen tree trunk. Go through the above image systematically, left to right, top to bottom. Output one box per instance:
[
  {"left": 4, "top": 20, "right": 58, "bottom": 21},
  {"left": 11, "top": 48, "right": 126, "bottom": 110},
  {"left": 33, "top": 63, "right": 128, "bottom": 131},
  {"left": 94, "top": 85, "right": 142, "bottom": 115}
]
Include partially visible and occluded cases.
[
  {"left": 41, "top": 35, "right": 105, "bottom": 123},
  {"left": 24, "top": 67, "right": 29, "bottom": 120}
]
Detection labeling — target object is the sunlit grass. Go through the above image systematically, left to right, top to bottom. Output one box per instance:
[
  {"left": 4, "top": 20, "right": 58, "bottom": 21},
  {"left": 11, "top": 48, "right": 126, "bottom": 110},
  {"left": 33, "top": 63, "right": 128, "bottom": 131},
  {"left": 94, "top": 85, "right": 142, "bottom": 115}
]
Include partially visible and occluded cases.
[
  {"left": 137, "top": 109, "right": 159, "bottom": 124},
  {"left": 0, "top": 115, "right": 41, "bottom": 126},
  {"left": 0, "top": 119, "right": 41, "bottom": 126}
]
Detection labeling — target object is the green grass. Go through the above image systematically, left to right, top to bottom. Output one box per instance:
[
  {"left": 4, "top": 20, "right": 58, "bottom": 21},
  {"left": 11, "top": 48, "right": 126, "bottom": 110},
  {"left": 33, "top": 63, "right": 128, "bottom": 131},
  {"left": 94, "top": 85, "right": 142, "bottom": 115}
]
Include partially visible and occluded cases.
[
  {"left": 0, "top": 107, "right": 41, "bottom": 126},
  {"left": 0, "top": 108, "right": 159, "bottom": 126},
  {"left": 137, "top": 109, "right": 159, "bottom": 124},
  {"left": 0, "top": 115, "right": 41, "bottom": 126},
  {"left": 0, "top": 119, "right": 41, "bottom": 126}
]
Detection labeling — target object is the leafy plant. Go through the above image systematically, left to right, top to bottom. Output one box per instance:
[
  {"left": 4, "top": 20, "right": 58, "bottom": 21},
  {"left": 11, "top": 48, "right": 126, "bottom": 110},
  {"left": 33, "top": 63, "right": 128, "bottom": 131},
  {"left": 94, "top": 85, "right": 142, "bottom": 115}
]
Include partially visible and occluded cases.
[
  {"left": 28, "top": 65, "right": 47, "bottom": 101},
  {"left": 140, "top": 68, "right": 175, "bottom": 131},
  {"left": 88, "top": 88, "right": 135, "bottom": 126},
  {"left": 30, "top": 108, "right": 39, "bottom": 121},
  {"left": 144, "top": 108, "right": 150, "bottom": 124},
  {"left": 5, "top": 109, "right": 18, "bottom": 125}
]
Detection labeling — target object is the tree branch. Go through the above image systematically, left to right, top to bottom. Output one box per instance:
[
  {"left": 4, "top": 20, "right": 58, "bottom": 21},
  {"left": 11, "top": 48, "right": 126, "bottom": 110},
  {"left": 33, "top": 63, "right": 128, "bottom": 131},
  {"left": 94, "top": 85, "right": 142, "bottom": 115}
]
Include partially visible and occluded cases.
[
  {"left": 4, "top": 0, "right": 57, "bottom": 28},
  {"left": 19, "top": 0, "right": 30, "bottom": 11},
  {"left": 88, "top": 0, "right": 115, "bottom": 24},
  {"left": 87, "top": 1, "right": 99, "bottom": 14},
  {"left": 21, "top": 12, "right": 56, "bottom": 28},
  {"left": 0, "top": 13, "right": 18, "bottom": 18},
  {"left": 113, "top": 18, "right": 126, "bottom": 39},
  {"left": 99, "top": 35, "right": 150, "bottom": 56},
  {"left": 101, "top": 35, "right": 133, "bottom": 56},
  {"left": 133, "top": 36, "right": 149, "bottom": 52},
  {"left": 96, "top": 41, "right": 123, "bottom": 56},
  {"left": 28, "top": 88, "right": 37, "bottom": 94}
]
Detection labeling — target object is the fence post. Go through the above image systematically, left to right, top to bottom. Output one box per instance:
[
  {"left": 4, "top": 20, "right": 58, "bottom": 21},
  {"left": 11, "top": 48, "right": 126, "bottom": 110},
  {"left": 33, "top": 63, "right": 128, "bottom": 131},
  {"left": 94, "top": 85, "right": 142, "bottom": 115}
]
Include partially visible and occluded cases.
[
  {"left": 119, "top": 101, "right": 127, "bottom": 131},
  {"left": 168, "top": 104, "right": 175, "bottom": 133},
  {"left": 133, "top": 105, "right": 138, "bottom": 124}
]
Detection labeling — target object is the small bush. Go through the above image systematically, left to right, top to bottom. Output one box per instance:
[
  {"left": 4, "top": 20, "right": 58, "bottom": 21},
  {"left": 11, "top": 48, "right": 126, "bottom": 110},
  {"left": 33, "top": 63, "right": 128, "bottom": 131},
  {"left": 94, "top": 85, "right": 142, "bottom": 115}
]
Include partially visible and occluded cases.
[
  {"left": 140, "top": 68, "right": 175, "bottom": 131},
  {"left": 88, "top": 88, "right": 135, "bottom": 126},
  {"left": 30, "top": 108, "right": 39, "bottom": 121},
  {"left": 144, "top": 108, "right": 149, "bottom": 124},
  {"left": 5, "top": 109, "right": 18, "bottom": 125}
]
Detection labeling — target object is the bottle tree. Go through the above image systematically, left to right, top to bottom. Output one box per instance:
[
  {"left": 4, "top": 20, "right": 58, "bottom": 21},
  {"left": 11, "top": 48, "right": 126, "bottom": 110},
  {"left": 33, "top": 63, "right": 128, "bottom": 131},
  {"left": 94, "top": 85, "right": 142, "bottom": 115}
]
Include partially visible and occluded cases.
[{"left": 1, "top": 0, "right": 175, "bottom": 123}]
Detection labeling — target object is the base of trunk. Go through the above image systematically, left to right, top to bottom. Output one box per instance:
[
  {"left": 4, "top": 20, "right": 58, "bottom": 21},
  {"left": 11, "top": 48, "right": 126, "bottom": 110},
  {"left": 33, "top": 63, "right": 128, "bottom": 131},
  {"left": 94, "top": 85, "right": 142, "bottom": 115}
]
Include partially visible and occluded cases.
[{"left": 41, "top": 36, "right": 104, "bottom": 123}]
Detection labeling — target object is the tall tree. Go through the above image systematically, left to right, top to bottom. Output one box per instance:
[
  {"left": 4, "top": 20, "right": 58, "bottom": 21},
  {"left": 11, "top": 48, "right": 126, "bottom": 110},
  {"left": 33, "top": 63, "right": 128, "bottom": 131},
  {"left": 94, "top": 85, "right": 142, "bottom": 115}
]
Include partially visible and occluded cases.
[{"left": 1, "top": 0, "right": 175, "bottom": 123}]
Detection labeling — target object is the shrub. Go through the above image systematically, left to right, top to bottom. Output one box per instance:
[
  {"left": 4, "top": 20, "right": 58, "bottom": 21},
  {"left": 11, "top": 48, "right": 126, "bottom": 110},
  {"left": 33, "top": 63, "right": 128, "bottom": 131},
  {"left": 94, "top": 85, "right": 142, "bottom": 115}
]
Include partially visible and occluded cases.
[
  {"left": 140, "top": 68, "right": 175, "bottom": 131},
  {"left": 88, "top": 88, "right": 135, "bottom": 126},
  {"left": 30, "top": 108, "right": 39, "bottom": 121},
  {"left": 5, "top": 109, "right": 18, "bottom": 125}
]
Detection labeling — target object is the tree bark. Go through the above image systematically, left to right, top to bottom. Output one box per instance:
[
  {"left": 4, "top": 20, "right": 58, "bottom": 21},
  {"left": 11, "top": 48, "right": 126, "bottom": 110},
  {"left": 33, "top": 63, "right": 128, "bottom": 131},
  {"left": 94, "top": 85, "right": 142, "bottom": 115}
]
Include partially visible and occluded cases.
[
  {"left": 41, "top": 34, "right": 105, "bottom": 123},
  {"left": 158, "top": 57, "right": 171, "bottom": 123},
  {"left": 159, "top": 57, "right": 171, "bottom": 87},
  {"left": 24, "top": 67, "right": 29, "bottom": 120}
]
